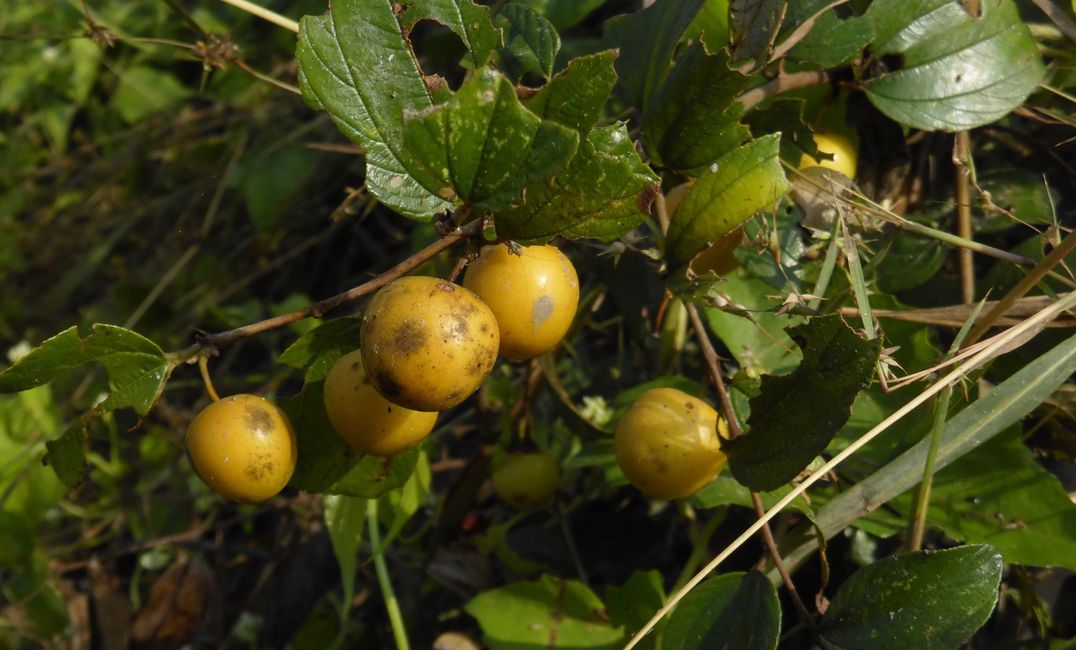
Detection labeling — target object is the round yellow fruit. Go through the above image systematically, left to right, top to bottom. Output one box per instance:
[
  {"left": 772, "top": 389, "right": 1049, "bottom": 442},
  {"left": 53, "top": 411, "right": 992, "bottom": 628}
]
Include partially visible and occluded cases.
[
  {"left": 799, "top": 131, "right": 858, "bottom": 179},
  {"left": 463, "top": 244, "right": 579, "bottom": 360},
  {"left": 361, "top": 276, "right": 499, "bottom": 412},
  {"left": 323, "top": 350, "right": 439, "bottom": 456},
  {"left": 614, "top": 387, "right": 728, "bottom": 500},
  {"left": 185, "top": 394, "right": 297, "bottom": 503},
  {"left": 491, "top": 451, "right": 560, "bottom": 510}
]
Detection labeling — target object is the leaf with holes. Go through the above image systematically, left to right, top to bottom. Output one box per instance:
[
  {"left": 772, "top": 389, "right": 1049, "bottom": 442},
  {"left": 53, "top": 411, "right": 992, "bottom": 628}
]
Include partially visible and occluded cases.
[
  {"left": 297, "top": 0, "right": 452, "bottom": 219},
  {"left": 401, "top": 0, "right": 500, "bottom": 69},
  {"left": 863, "top": 0, "right": 1044, "bottom": 131},
  {"left": 402, "top": 67, "right": 578, "bottom": 211},
  {"left": 725, "top": 314, "right": 881, "bottom": 491}
]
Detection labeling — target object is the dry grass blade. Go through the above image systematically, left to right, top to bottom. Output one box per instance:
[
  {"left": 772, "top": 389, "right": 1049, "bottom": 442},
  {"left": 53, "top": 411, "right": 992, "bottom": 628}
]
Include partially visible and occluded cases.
[{"left": 839, "top": 293, "right": 1076, "bottom": 329}]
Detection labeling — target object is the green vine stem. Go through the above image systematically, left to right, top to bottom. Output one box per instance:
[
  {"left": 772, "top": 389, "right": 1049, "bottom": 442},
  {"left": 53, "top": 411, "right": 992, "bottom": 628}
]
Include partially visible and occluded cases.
[{"left": 368, "top": 499, "right": 411, "bottom": 650}]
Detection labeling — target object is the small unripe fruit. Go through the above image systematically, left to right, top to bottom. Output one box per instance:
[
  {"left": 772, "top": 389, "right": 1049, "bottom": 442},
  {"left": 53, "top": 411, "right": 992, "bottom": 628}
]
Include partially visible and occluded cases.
[
  {"left": 799, "top": 131, "right": 857, "bottom": 179},
  {"left": 463, "top": 244, "right": 579, "bottom": 360},
  {"left": 361, "top": 276, "right": 499, "bottom": 412},
  {"left": 323, "top": 350, "right": 438, "bottom": 456},
  {"left": 614, "top": 388, "right": 728, "bottom": 500},
  {"left": 186, "top": 394, "right": 297, "bottom": 503},
  {"left": 491, "top": 452, "right": 560, "bottom": 510}
]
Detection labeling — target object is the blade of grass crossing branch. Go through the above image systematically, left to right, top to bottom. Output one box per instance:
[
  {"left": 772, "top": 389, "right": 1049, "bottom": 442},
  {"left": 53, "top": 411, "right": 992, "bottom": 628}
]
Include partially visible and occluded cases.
[
  {"left": 841, "top": 217, "right": 875, "bottom": 339},
  {"left": 809, "top": 220, "right": 842, "bottom": 312},
  {"left": 623, "top": 290, "right": 1076, "bottom": 650}
]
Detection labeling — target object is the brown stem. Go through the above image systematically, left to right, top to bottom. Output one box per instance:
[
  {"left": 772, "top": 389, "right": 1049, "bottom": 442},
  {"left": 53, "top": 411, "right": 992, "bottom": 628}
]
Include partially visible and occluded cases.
[
  {"left": 1028, "top": 0, "right": 1076, "bottom": 43},
  {"left": 736, "top": 70, "right": 830, "bottom": 113},
  {"left": 954, "top": 132, "right": 975, "bottom": 304},
  {"left": 199, "top": 218, "right": 482, "bottom": 349},
  {"left": 685, "top": 303, "right": 743, "bottom": 439},
  {"left": 752, "top": 492, "right": 821, "bottom": 642}
]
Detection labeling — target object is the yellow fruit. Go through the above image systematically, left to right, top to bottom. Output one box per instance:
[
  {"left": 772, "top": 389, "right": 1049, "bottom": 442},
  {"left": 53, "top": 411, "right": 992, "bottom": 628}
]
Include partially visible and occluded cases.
[
  {"left": 799, "top": 131, "right": 858, "bottom": 179},
  {"left": 463, "top": 244, "right": 579, "bottom": 360},
  {"left": 361, "top": 276, "right": 499, "bottom": 412},
  {"left": 323, "top": 350, "right": 439, "bottom": 456},
  {"left": 614, "top": 387, "right": 728, "bottom": 500},
  {"left": 186, "top": 394, "right": 297, "bottom": 503},
  {"left": 491, "top": 452, "right": 560, "bottom": 510}
]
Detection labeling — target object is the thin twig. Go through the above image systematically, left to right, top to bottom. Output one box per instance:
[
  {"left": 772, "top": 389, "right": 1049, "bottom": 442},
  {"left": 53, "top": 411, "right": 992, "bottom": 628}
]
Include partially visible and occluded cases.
[
  {"left": 218, "top": 0, "right": 299, "bottom": 32},
  {"left": 233, "top": 60, "right": 301, "bottom": 95},
  {"left": 954, "top": 132, "right": 975, "bottom": 304},
  {"left": 199, "top": 219, "right": 482, "bottom": 349},
  {"left": 623, "top": 291, "right": 1076, "bottom": 649},
  {"left": 685, "top": 303, "right": 742, "bottom": 438},
  {"left": 752, "top": 492, "right": 820, "bottom": 641}
]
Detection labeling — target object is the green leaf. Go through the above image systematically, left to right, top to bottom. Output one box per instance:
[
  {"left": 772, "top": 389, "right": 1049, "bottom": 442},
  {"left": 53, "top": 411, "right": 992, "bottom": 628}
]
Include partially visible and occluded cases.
[
  {"left": 296, "top": 0, "right": 452, "bottom": 219},
  {"left": 401, "top": 0, "right": 500, "bottom": 69},
  {"left": 516, "top": 0, "right": 606, "bottom": 29},
  {"left": 605, "top": 0, "right": 705, "bottom": 111},
  {"left": 684, "top": 0, "right": 730, "bottom": 53},
  {"left": 729, "top": 0, "right": 784, "bottom": 64},
  {"left": 779, "top": 0, "right": 873, "bottom": 68},
  {"left": 863, "top": 0, "right": 1045, "bottom": 131},
  {"left": 495, "top": 3, "right": 560, "bottom": 82},
  {"left": 642, "top": 43, "right": 751, "bottom": 172},
  {"left": 522, "top": 50, "right": 618, "bottom": 133},
  {"left": 110, "top": 65, "right": 191, "bottom": 124},
  {"left": 402, "top": 67, "right": 579, "bottom": 211},
  {"left": 495, "top": 124, "right": 658, "bottom": 242},
  {"left": 664, "top": 134, "right": 790, "bottom": 269},
  {"left": 241, "top": 147, "right": 318, "bottom": 233},
  {"left": 977, "top": 168, "right": 1060, "bottom": 233},
  {"left": 876, "top": 234, "right": 946, "bottom": 293},
  {"left": 702, "top": 275, "right": 803, "bottom": 376},
  {"left": 726, "top": 314, "right": 881, "bottom": 491},
  {"left": 278, "top": 318, "right": 361, "bottom": 381},
  {"left": 0, "top": 325, "right": 169, "bottom": 415},
  {"left": 281, "top": 383, "right": 419, "bottom": 497},
  {"left": 44, "top": 421, "right": 87, "bottom": 488},
  {"left": 914, "top": 428, "right": 1076, "bottom": 570},
  {"left": 690, "top": 475, "right": 813, "bottom": 517},
  {"left": 324, "top": 494, "right": 365, "bottom": 618},
  {"left": 0, "top": 512, "right": 34, "bottom": 567},
  {"left": 820, "top": 545, "right": 1002, "bottom": 650},
  {"left": 605, "top": 571, "right": 666, "bottom": 650},
  {"left": 663, "top": 572, "right": 780, "bottom": 650},
  {"left": 465, "top": 576, "right": 623, "bottom": 649}
]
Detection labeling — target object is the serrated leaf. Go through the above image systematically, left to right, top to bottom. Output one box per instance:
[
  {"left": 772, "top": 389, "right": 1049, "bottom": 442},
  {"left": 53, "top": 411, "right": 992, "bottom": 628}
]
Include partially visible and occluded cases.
[
  {"left": 296, "top": 0, "right": 452, "bottom": 219},
  {"left": 401, "top": 0, "right": 500, "bottom": 69},
  {"left": 605, "top": 0, "right": 705, "bottom": 111},
  {"left": 729, "top": 0, "right": 785, "bottom": 65},
  {"left": 779, "top": 0, "right": 872, "bottom": 68},
  {"left": 863, "top": 0, "right": 1045, "bottom": 131},
  {"left": 495, "top": 3, "right": 559, "bottom": 82},
  {"left": 642, "top": 42, "right": 751, "bottom": 171},
  {"left": 522, "top": 50, "right": 618, "bottom": 133},
  {"left": 402, "top": 67, "right": 578, "bottom": 211},
  {"left": 495, "top": 124, "right": 658, "bottom": 243},
  {"left": 665, "top": 134, "right": 790, "bottom": 269},
  {"left": 726, "top": 314, "right": 881, "bottom": 491},
  {"left": 278, "top": 318, "right": 361, "bottom": 382},
  {"left": 0, "top": 325, "right": 168, "bottom": 415},
  {"left": 281, "top": 383, "right": 418, "bottom": 497},
  {"left": 44, "top": 421, "right": 87, "bottom": 488},
  {"left": 820, "top": 545, "right": 1002, "bottom": 650},
  {"left": 605, "top": 571, "right": 666, "bottom": 650},
  {"left": 663, "top": 572, "right": 780, "bottom": 650},
  {"left": 465, "top": 576, "right": 623, "bottom": 649}
]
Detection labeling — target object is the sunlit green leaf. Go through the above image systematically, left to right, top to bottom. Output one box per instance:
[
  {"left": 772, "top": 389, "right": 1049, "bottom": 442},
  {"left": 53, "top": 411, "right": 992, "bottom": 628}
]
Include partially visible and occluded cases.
[{"left": 522, "top": 50, "right": 618, "bottom": 133}]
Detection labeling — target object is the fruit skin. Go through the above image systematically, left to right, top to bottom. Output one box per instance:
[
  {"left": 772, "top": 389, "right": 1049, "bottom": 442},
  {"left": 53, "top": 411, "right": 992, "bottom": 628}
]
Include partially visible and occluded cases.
[
  {"left": 799, "top": 131, "right": 858, "bottom": 179},
  {"left": 463, "top": 244, "right": 579, "bottom": 360},
  {"left": 361, "top": 276, "right": 499, "bottom": 412},
  {"left": 323, "top": 350, "right": 439, "bottom": 456},
  {"left": 614, "top": 387, "right": 728, "bottom": 500},
  {"left": 185, "top": 394, "right": 297, "bottom": 503},
  {"left": 491, "top": 452, "right": 560, "bottom": 510}
]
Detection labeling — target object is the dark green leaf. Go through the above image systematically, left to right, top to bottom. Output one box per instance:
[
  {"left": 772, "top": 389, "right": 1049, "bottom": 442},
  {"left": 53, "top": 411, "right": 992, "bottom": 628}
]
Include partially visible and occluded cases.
[
  {"left": 297, "top": 0, "right": 452, "bottom": 219},
  {"left": 401, "top": 0, "right": 500, "bottom": 69},
  {"left": 516, "top": 0, "right": 606, "bottom": 29},
  {"left": 605, "top": 0, "right": 705, "bottom": 111},
  {"left": 684, "top": 0, "right": 730, "bottom": 53},
  {"left": 729, "top": 0, "right": 784, "bottom": 65},
  {"left": 780, "top": 0, "right": 872, "bottom": 68},
  {"left": 864, "top": 0, "right": 1045, "bottom": 131},
  {"left": 495, "top": 4, "right": 559, "bottom": 82},
  {"left": 642, "top": 43, "right": 750, "bottom": 171},
  {"left": 523, "top": 50, "right": 618, "bottom": 133},
  {"left": 402, "top": 67, "right": 578, "bottom": 211},
  {"left": 496, "top": 124, "right": 658, "bottom": 243},
  {"left": 665, "top": 134, "right": 790, "bottom": 269},
  {"left": 241, "top": 147, "right": 317, "bottom": 233},
  {"left": 977, "top": 169, "right": 1060, "bottom": 233},
  {"left": 876, "top": 234, "right": 946, "bottom": 293},
  {"left": 703, "top": 275, "right": 803, "bottom": 376},
  {"left": 726, "top": 314, "right": 881, "bottom": 491},
  {"left": 278, "top": 318, "right": 361, "bottom": 381},
  {"left": 0, "top": 324, "right": 168, "bottom": 415},
  {"left": 282, "top": 383, "right": 418, "bottom": 497},
  {"left": 44, "top": 421, "right": 87, "bottom": 488},
  {"left": 0, "top": 512, "right": 34, "bottom": 567},
  {"left": 820, "top": 545, "right": 1002, "bottom": 650},
  {"left": 605, "top": 570, "right": 666, "bottom": 650},
  {"left": 663, "top": 572, "right": 780, "bottom": 650},
  {"left": 465, "top": 576, "right": 623, "bottom": 649}
]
